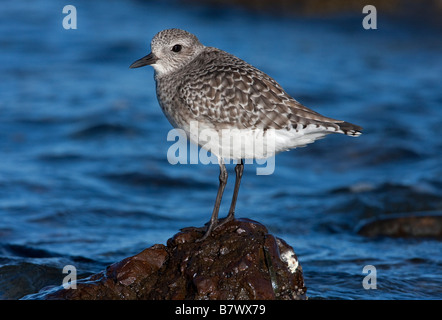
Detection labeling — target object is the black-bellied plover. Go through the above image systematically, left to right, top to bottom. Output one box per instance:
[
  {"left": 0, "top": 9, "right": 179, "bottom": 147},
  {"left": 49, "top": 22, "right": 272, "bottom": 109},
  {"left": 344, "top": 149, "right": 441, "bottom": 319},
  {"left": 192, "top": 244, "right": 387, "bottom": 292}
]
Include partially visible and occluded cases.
[{"left": 130, "top": 28, "right": 362, "bottom": 240}]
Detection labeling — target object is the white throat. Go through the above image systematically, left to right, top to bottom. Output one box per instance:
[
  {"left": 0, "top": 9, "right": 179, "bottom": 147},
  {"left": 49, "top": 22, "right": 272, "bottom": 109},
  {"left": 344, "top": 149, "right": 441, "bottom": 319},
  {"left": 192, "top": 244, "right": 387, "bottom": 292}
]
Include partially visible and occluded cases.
[{"left": 152, "top": 62, "right": 176, "bottom": 77}]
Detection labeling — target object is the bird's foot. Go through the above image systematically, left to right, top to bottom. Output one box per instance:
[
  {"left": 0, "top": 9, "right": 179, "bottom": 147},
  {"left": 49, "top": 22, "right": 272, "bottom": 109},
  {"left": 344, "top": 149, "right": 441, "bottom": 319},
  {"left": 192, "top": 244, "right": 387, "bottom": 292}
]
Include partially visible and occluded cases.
[
  {"left": 216, "top": 213, "right": 235, "bottom": 229},
  {"left": 196, "top": 214, "right": 236, "bottom": 242}
]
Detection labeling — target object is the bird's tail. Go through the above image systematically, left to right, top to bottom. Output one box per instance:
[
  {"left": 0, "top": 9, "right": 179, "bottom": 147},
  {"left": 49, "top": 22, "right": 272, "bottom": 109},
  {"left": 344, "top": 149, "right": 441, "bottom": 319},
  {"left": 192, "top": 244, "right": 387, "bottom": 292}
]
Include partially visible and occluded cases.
[{"left": 338, "top": 121, "right": 363, "bottom": 137}]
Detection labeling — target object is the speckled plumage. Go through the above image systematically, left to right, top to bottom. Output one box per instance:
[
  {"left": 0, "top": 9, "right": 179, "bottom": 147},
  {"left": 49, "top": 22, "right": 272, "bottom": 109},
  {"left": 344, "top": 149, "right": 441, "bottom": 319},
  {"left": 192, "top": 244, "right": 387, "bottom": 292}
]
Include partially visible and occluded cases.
[{"left": 175, "top": 47, "right": 347, "bottom": 131}]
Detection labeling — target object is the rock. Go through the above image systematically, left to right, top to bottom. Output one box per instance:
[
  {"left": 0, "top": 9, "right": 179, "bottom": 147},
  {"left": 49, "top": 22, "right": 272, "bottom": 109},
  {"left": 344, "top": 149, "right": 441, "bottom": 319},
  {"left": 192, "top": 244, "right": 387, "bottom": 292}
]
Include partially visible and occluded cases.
[
  {"left": 357, "top": 214, "right": 442, "bottom": 239},
  {"left": 24, "top": 218, "right": 306, "bottom": 300}
]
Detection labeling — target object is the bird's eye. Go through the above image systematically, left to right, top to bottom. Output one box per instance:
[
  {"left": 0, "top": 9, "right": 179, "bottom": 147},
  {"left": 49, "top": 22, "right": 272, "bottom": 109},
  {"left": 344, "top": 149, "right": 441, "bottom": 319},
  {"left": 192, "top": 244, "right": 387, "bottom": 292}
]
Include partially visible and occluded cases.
[{"left": 171, "top": 44, "right": 182, "bottom": 53}]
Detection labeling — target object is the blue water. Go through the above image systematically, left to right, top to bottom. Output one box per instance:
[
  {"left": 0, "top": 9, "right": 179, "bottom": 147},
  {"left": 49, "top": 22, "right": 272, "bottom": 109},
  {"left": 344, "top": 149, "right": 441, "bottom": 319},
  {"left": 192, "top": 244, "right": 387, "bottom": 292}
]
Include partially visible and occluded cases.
[{"left": 1, "top": 1, "right": 441, "bottom": 299}]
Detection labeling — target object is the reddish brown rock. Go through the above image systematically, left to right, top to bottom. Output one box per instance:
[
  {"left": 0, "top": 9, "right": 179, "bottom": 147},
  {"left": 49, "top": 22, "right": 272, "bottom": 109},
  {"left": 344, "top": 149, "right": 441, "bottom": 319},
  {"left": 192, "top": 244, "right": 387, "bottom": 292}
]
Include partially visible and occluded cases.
[
  {"left": 357, "top": 214, "right": 442, "bottom": 239},
  {"left": 25, "top": 218, "right": 306, "bottom": 300}
]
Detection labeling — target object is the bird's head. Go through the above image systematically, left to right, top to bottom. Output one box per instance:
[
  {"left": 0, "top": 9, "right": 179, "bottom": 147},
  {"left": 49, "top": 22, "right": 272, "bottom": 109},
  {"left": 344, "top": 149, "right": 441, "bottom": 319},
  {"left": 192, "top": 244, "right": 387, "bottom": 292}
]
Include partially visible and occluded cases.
[{"left": 130, "top": 28, "right": 205, "bottom": 77}]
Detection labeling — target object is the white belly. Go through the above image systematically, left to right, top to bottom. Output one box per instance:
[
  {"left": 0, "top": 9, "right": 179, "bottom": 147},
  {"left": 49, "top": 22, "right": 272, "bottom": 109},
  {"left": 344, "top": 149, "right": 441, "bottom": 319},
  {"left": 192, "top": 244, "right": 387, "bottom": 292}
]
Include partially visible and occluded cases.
[{"left": 187, "top": 122, "right": 332, "bottom": 160}]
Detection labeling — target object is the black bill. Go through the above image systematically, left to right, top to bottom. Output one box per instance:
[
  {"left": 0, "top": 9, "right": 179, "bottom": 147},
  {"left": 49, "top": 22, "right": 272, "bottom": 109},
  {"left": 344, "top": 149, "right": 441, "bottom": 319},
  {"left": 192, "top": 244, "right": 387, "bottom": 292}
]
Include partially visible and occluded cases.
[{"left": 129, "top": 52, "right": 157, "bottom": 69}]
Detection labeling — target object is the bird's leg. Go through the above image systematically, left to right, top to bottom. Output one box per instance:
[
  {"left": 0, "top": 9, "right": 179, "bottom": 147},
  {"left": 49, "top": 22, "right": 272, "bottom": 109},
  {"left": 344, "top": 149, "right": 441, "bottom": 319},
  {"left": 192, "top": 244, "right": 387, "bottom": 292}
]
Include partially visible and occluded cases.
[
  {"left": 224, "top": 159, "right": 244, "bottom": 223},
  {"left": 199, "top": 160, "right": 227, "bottom": 241}
]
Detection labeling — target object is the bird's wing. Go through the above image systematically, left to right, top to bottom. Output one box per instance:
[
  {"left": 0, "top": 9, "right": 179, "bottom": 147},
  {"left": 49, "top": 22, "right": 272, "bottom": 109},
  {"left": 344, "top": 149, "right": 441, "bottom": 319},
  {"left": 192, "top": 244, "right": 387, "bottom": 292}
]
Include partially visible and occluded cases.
[{"left": 178, "top": 49, "right": 355, "bottom": 133}]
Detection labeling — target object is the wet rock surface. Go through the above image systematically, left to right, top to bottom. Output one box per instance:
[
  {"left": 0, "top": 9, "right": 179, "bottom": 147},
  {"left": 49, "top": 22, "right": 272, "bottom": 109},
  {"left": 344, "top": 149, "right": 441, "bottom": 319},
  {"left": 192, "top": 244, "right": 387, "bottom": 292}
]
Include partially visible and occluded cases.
[
  {"left": 357, "top": 214, "right": 442, "bottom": 239},
  {"left": 23, "top": 218, "right": 306, "bottom": 300}
]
